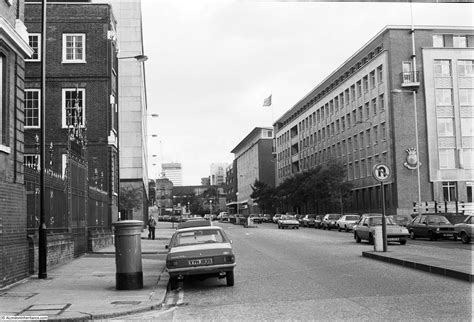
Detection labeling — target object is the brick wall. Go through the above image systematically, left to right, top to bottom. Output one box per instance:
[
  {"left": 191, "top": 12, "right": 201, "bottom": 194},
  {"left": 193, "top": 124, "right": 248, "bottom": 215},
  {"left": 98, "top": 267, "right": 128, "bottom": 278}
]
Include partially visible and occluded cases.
[{"left": 28, "top": 234, "right": 74, "bottom": 275}]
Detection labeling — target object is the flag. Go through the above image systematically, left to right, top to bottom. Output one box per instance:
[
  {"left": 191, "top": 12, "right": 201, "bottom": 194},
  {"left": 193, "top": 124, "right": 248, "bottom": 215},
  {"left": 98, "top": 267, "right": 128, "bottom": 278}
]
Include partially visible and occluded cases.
[{"left": 263, "top": 94, "right": 272, "bottom": 107}]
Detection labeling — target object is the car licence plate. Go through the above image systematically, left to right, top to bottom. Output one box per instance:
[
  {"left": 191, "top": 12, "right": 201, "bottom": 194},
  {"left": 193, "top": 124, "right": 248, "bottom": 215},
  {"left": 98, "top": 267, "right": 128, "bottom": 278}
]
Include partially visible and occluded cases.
[
  {"left": 387, "top": 238, "right": 399, "bottom": 241},
  {"left": 189, "top": 258, "right": 212, "bottom": 266}
]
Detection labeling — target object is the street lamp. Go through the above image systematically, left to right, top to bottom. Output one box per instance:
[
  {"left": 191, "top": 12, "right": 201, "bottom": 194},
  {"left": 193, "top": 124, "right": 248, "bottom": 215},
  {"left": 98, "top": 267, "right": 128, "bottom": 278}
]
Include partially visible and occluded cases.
[
  {"left": 117, "top": 54, "right": 148, "bottom": 62},
  {"left": 392, "top": 89, "right": 422, "bottom": 214},
  {"left": 209, "top": 200, "right": 213, "bottom": 223}
]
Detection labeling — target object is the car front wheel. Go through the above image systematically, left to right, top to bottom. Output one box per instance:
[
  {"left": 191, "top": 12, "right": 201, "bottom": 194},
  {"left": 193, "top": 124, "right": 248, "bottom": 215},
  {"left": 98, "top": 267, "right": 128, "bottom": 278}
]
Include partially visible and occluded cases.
[
  {"left": 338, "top": 225, "right": 341, "bottom": 232},
  {"left": 409, "top": 231, "right": 416, "bottom": 240},
  {"left": 460, "top": 232, "right": 471, "bottom": 244},
  {"left": 355, "top": 233, "right": 361, "bottom": 243},
  {"left": 368, "top": 234, "right": 374, "bottom": 245},
  {"left": 400, "top": 239, "right": 407, "bottom": 245},
  {"left": 226, "top": 271, "right": 234, "bottom": 286},
  {"left": 169, "top": 277, "right": 178, "bottom": 290}
]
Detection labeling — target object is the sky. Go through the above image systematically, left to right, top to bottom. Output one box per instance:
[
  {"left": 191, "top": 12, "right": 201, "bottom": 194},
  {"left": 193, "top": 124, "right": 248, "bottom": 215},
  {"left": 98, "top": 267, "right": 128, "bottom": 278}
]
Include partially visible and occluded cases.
[{"left": 141, "top": 0, "right": 473, "bottom": 185}]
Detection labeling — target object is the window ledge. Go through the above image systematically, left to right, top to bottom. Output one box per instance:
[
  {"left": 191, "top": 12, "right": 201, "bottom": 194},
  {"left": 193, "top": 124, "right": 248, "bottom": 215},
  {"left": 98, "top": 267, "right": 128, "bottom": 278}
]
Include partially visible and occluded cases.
[{"left": 0, "top": 144, "right": 11, "bottom": 154}]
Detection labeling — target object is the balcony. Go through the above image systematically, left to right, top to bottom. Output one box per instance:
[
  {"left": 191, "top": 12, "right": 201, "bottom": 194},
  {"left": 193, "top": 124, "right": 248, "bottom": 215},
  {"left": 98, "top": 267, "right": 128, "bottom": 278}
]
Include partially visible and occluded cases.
[{"left": 401, "top": 71, "right": 420, "bottom": 89}]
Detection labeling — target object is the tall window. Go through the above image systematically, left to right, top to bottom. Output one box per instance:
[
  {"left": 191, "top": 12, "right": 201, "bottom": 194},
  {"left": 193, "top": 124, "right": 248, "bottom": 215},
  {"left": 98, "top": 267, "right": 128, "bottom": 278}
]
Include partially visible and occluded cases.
[
  {"left": 62, "top": 33, "right": 86, "bottom": 63},
  {"left": 26, "top": 34, "right": 41, "bottom": 61},
  {"left": 433, "top": 35, "right": 444, "bottom": 48},
  {"left": 453, "top": 35, "right": 467, "bottom": 48},
  {"left": 0, "top": 53, "right": 6, "bottom": 147},
  {"left": 434, "top": 60, "right": 451, "bottom": 76},
  {"left": 457, "top": 60, "right": 474, "bottom": 76},
  {"left": 377, "top": 65, "right": 383, "bottom": 83},
  {"left": 369, "top": 71, "right": 376, "bottom": 88},
  {"left": 62, "top": 88, "right": 85, "bottom": 128},
  {"left": 24, "top": 89, "right": 40, "bottom": 128},
  {"left": 435, "top": 89, "right": 452, "bottom": 106},
  {"left": 459, "top": 89, "right": 474, "bottom": 106},
  {"left": 378, "top": 94, "right": 385, "bottom": 111},
  {"left": 372, "top": 98, "right": 377, "bottom": 115},
  {"left": 437, "top": 118, "right": 454, "bottom": 137},
  {"left": 461, "top": 118, "right": 474, "bottom": 137},
  {"left": 439, "top": 149, "right": 456, "bottom": 169},
  {"left": 463, "top": 149, "right": 474, "bottom": 169},
  {"left": 442, "top": 181, "right": 457, "bottom": 201}
]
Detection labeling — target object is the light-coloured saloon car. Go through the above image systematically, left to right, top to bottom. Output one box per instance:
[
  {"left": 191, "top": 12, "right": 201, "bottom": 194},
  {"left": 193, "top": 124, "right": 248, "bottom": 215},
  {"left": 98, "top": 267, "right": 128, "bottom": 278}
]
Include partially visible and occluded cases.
[
  {"left": 336, "top": 214, "right": 360, "bottom": 232},
  {"left": 454, "top": 215, "right": 473, "bottom": 244},
  {"left": 354, "top": 216, "right": 409, "bottom": 245},
  {"left": 166, "top": 226, "right": 236, "bottom": 289}
]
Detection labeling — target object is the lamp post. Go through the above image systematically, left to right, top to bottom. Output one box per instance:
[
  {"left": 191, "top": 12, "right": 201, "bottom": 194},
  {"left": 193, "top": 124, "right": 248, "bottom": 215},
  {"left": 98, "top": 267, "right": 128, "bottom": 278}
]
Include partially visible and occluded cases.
[
  {"left": 117, "top": 54, "right": 148, "bottom": 62},
  {"left": 392, "top": 89, "right": 422, "bottom": 214},
  {"left": 209, "top": 200, "right": 213, "bottom": 223}
]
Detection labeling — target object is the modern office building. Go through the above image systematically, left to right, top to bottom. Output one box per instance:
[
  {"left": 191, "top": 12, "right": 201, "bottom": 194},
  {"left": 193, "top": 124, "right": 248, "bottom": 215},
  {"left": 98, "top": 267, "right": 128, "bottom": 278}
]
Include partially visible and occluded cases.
[
  {"left": 0, "top": 0, "right": 33, "bottom": 288},
  {"left": 101, "top": 0, "right": 150, "bottom": 222},
  {"left": 273, "top": 25, "right": 474, "bottom": 216},
  {"left": 230, "top": 127, "right": 275, "bottom": 214},
  {"left": 162, "top": 162, "right": 183, "bottom": 186},
  {"left": 210, "top": 162, "right": 227, "bottom": 185}
]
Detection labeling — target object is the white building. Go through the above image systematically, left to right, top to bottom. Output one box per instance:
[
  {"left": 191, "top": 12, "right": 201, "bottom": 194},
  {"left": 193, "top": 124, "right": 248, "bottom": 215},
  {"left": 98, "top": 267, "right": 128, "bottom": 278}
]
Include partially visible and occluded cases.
[
  {"left": 162, "top": 163, "right": 183, "bottom": 186},
  {"left": 210, "top": 163, "right": 227, "bottom": 185}
]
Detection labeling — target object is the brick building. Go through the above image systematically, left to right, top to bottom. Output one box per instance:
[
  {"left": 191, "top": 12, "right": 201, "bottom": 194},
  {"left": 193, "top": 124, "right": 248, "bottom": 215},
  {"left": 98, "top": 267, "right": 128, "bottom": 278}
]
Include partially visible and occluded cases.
[
  {"left": 0, "top": 0, "right": 34, "bottom": 287},
  {"left": 24, "top": 2, "right": 119, "bottom": 224},
  {"left": 274, "top": 26, "right": 474, "bottom": 216}
]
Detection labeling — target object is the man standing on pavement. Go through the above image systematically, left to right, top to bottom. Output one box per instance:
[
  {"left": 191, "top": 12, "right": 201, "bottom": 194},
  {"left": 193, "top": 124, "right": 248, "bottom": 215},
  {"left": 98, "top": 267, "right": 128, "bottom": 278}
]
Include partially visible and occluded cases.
[{"left": 148, "top": 215, "right": 157, "bottom": 240}]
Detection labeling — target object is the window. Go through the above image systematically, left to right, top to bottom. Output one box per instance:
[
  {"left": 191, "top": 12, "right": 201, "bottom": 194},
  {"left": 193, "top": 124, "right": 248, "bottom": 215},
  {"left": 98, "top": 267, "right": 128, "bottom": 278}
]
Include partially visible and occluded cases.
[
  {"left": 62, "top": 33, "right": 86, "bottom": 63},
  {"left": 26, "top": 34, "right": 41, "bottom": 61},
  {"left": 433, "top": 35, "right": 444, "bottom": 48},
  {"left": 453, "top": 35, "right": 467, "bottom": 48},
  {"left": 0, "top": 53, "right": 6, "bottom": 148},
  {"left": 434, "top": 60, "right": 451, "bottom": 76},
  {"left": 457, "top": 60, "right": 474, "bottom": 76},
  {"left": 402, "top": 61, "right": 413, "bottom": 83},
  {"left": 377, "top": 65, "right": 383, "bottom": 83},
  {"left": 369, "top": 71, "right": 376, "bottom": 88},
  {"left": 363, "top": 76, "right": 368, "bottom": 93},
  {"left": 356, "top": 81, "right": 362, "bottom": 97},
  {"left": 350, "top": 85, "right": 356, "bottom": 101},
  {"left": 62, "top": 88, "right": 85, "bottom": 128},
  {"left": 24, "top": 89, "right": 40, "bottom": 128},
  {"left": 435, "top": 89, "right": 452, "bottom": 106},
  {"left": 459, "top": 89, "right": 474, "bottom": 106},
  {"left": 379, "top": 94, "right": 385, "bottom": 110},
  {"left": 372, "top": 98, "right": 377, "bottom": 115},
  {"left": 364, "top": 102, "right": 370, "bottom": 118},
  {"left": 358, "top": 106, "right": 363, "bottom": 121},
  {"left": 346, "top": 113, "right": 351, "bottom": 128},
  {"left": 341, "top": 116, "right": 345, "bottom": 131},
  {"left": 437, "top": 118, "right": 454, "bottom": 136},
  {"left": 461, "top": 118, "right": 474, "bottom": 136},
  {"left": 381, "top": 122, "right": 386, "bottom": 140},
  {"left": 373, "top": 125, "right": 378, "bottom": 143},
  {"left": 366, "top": 129, "right": 371, "bottom": 146},
  {"left": 359, "top": 132, "right": 364, "bottom": 149},
  {"left": 439, "top": 149, "right": 456, "bottom": 169},
  {"left": 463, "top": 149, "right": 474, "bottom": 169},
  {"left": 24, "top": 154, "right": 40, "bottom": 170},
  {"left": 442, "top": 181, "right": 457, "bottom": 201}
]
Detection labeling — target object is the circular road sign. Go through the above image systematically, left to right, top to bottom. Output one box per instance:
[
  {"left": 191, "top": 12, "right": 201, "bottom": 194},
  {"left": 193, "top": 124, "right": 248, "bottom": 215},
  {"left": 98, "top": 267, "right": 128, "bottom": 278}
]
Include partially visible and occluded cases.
[{"left": 373, "top": 163, "right": 391, "bottom": 182}]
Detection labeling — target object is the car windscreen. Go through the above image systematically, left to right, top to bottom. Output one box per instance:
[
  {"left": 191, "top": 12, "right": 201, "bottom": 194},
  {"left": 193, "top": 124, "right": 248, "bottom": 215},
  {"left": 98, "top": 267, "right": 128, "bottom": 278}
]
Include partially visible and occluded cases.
[
  {"left": 328, "top": 215, "right": 341, "bottom": 219},
  {"left": 346, "top": 216, "right": 360, "bottom": 220},
  {"left": 427, "top": 216, "right": 451, "bottom": 225},
  {"left": 368, "top": 217, "right": 395, "bottom": 226},
  {"left": 172, "top": 229, "right": 226, "bottom": 247}
]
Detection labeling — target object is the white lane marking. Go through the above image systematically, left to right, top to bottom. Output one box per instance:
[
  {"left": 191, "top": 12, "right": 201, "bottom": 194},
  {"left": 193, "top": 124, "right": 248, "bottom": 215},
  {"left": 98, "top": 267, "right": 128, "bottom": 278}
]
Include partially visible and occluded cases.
[{"left": 177, "top": 289, "right": 184, "bottom": 306}]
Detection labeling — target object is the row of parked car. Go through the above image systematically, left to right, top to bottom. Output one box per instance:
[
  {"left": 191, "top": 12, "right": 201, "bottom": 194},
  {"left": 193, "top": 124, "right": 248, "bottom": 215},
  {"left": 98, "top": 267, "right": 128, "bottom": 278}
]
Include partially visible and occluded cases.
[{"left": 264, "top": 212, "right": 473, "bottom": 244}]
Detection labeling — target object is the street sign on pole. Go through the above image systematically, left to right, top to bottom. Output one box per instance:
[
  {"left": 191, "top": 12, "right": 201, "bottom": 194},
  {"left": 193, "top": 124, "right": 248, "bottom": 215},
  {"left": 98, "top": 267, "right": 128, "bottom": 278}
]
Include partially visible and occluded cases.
[{"left": 372, "top": 163, "right": 391, "bottom": 252}]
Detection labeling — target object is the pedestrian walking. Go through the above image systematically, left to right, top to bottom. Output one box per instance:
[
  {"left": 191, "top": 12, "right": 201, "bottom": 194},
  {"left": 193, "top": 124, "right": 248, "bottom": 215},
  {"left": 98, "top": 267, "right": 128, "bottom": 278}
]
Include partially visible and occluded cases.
[{"left": 148, "top": 215, "right": 157, "bottom": 240}]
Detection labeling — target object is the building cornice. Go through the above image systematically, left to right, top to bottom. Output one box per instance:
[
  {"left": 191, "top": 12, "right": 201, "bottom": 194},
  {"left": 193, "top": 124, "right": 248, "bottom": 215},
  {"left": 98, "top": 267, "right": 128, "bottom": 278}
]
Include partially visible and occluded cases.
[{"left": 0, "top": 17, "right": 33, "bottom": 57}]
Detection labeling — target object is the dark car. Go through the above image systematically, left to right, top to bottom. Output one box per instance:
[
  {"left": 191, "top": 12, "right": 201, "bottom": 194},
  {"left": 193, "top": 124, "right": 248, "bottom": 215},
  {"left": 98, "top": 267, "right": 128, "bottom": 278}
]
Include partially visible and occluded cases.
[
  {"left": 250, "top": 214, "right": 263, "bottom": 224},
  {"left": 301, "top": 214, "right": 317, "bottom": 227},
  {"left": 322, "top": 214, "right": 342, "bottom": 230},
  {"left": 391, "top": 214, "right": 414, "bottom": 227},
  {"left": 314, "top": 215, "right": 323, "bottom": 229},
  {"left": 406, "top": 215, "right": 457, "bottom": 241}
]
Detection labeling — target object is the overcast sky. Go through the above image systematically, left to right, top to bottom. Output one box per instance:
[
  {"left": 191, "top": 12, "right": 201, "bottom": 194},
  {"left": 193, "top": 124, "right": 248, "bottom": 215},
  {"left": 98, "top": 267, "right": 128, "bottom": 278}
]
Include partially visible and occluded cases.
[{"left": 141, "top": 0, "right": 473, "bottom": 185}]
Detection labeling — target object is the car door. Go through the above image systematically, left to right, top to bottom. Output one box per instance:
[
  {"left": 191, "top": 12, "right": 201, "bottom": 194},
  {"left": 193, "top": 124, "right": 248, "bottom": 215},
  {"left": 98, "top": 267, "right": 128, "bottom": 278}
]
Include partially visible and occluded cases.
[
  {"left": 416, "top": 216, "right": 428, "bottom": 237},
  {"left": 358, "top": 218, "right": 369, "bottom": 240}
]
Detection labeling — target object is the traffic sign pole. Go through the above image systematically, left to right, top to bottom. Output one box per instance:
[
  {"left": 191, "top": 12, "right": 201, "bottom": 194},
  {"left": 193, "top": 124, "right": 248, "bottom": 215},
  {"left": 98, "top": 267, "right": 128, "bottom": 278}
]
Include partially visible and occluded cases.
[
  {"left": 373, "top": 163, "right": 391, "bottom": 252},
  {"left": 381, "top": 181, "right": 387, "bottom": 252}
]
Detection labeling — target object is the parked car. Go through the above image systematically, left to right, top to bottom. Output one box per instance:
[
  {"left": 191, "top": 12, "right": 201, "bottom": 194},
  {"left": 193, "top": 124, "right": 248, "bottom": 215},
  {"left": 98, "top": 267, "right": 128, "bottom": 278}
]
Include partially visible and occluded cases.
[
  {"left": 218, "top": 212, "right": 229, "bottom": 222},
  {"left": 203, "top": 214, "right": 215, "bottom": 221},
  {"left": 250, "top": 214, "right": 263, "bottom": 224},
  {"left": 262, "top": 214, "right": 273, "bottom": 223},
  {"left": 273, "top": 214, "right": 282, "bottom": 223},
  {"left": 301, "top": 214, "right": 317, "bottom": 227},
  {"left": 322, "top": 214, "right": 342, "bottom": 230},
  {"left": 336, "top": 214, "right": 360, "bottom": 232},
  {"left": 390, "top": 214, "right": 414, "bottom": 227},
  {"left": 277, "top": 215, "right": 300, "bottom": 229},
  {"left": 314, "top": 215, "right": 323, "bottom": 229},
  {"left": 406, "top": 215, "right": 457, "bottom": 241},
  {"left": 454, "top": 215, "right": 473, "bottom": 244},
  {"left": 354, "top": 216, "right": 409, "bottom": 245},
  {"left": 177, "top": 218, "right": 211, "bottom": 229},
  {"left": 165, "top": 226, "right": 236, "bottom": 289}
]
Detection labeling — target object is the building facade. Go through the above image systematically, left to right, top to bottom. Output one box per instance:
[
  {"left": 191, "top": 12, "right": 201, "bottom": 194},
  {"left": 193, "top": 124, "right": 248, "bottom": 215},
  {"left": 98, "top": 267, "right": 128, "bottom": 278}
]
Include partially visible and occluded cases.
[
  {"left": 0, "top": 0, "right": 34, "bottom": 288},
  {"left": 104, "top": 0, "right": 149, "bottom": 223},
  {"left": 24, "top": 2, "right": 119, "bottom": 220},
  {"left": 274, "top": 26, "right": 474, "bottom": 216},
  {"left": 231, "top": 127, "right": 275, "bottom": 214},
  {"left": 162, "top": 162, "right": 183, "bottom": 186},
  {"left": 210, "top": 162, "right": 227, "bottom": 185}
]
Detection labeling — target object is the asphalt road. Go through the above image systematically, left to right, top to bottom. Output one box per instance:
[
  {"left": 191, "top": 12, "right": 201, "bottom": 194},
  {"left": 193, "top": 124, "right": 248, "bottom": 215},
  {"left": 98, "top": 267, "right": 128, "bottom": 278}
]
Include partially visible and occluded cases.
[{"left": 121, "top": 222, "right": 472, "bottom": 321}]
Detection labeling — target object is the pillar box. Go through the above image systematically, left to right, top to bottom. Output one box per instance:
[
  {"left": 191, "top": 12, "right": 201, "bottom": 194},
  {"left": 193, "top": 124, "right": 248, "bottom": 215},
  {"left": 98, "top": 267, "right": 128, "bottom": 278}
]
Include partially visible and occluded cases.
[{"left": 112, "top": 220, "right": 143, "bottom": 290}]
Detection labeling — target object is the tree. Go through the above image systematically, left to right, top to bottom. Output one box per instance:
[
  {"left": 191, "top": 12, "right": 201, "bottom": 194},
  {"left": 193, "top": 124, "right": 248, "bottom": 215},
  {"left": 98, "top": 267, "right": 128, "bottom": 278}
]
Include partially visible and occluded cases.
[
  {"left": 250, "top": 180, "right": 275, "bottom": 214},
  {"left": 120, "top": 185, "right": 143, "bottom": 220}
]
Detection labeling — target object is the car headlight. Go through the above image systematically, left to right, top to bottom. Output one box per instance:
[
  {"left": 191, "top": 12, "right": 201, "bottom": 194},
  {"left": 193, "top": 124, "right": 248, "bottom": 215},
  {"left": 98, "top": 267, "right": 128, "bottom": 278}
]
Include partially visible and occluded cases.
[{"left": 436, "top": 228, "right": 440, "bottom": 232}]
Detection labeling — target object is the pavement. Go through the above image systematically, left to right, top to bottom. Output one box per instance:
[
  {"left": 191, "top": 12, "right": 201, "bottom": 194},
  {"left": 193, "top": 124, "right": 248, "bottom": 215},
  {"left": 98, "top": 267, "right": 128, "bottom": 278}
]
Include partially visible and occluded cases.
[{"left": 0, "top": 221, "right": 472, "bottom": 321}]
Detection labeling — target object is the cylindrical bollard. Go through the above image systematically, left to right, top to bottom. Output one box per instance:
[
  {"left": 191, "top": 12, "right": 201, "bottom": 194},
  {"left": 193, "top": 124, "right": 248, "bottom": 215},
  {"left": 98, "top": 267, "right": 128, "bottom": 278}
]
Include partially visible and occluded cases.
[
  {"left": 112, "top": 220, "right": 143, "bottom": 290},
  {"left": 373, "top": 226, "right": 383, "bottom": 252}
]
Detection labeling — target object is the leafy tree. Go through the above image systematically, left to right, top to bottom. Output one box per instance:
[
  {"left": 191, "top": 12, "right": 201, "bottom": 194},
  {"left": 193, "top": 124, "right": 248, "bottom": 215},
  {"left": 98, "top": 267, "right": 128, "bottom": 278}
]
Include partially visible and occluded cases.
[
  {"left": 250, "top": 180, "right": 275, "bottom": 214},
  {"left": 120, "top": 185, "right": 143, "bottom": 219}
]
